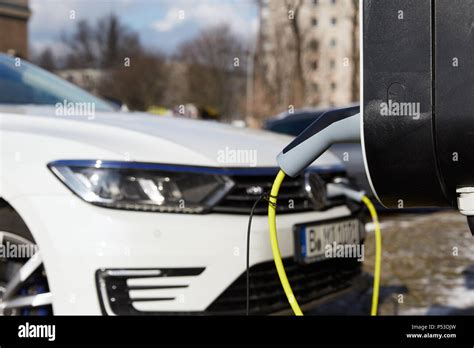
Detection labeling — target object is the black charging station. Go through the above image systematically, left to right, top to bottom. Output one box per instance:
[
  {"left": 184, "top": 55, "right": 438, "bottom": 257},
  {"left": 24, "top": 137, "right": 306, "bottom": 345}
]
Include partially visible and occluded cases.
[{"left": 363, "top": 0, "right": 473, "bottom": 209}]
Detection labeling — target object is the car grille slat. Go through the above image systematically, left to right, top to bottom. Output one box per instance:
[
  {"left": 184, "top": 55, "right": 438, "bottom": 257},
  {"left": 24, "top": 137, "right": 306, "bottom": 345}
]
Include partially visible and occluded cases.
[
  {"left": 213, "top": 171, "right": 344, "bottom": 215},
  {"left": 206, "top": 258, "right": 362, "bottom": 315}
]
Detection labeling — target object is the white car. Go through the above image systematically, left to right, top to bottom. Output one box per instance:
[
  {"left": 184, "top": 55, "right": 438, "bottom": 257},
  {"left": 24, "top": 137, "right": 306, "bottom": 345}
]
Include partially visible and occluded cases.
[{"left": 0, "top": 54, "right": 367, "bottom": 315}]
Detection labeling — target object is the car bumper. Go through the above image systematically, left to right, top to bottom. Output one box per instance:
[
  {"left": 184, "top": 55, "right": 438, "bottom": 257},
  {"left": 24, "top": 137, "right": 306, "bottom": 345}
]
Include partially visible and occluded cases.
[{"left": 11, "top": 194, "right": 358, "bottom": 315}]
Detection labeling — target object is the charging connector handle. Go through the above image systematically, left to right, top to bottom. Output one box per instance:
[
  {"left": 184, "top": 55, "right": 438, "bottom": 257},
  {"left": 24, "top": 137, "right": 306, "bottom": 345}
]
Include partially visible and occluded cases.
[{"left": 277, "top": 107, "right": 360, "bottom": 177}]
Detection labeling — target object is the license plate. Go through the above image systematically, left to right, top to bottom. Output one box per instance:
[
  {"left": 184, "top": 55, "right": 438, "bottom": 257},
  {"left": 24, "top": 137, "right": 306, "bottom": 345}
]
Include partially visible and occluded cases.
[{"left": 294, "top": 218, "right": 363, "bottom": 264}]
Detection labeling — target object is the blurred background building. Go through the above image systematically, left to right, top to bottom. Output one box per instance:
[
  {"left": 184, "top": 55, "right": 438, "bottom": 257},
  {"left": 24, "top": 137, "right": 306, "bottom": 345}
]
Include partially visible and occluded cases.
[
  {"left": 0, "top": 0, "right": 30, "bottom": 58},
  {"left": 254, "top": 0, "right": 359, "bottom": 118},
  {"left": 57, "top": 69, "right": 105, "bottom": 96}
]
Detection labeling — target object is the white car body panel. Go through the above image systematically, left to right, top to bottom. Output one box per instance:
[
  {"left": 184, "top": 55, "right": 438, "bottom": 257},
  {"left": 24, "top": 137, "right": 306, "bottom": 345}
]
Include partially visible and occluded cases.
[{"left": 0, "top": 105, "right": 353, "bottom": 314}]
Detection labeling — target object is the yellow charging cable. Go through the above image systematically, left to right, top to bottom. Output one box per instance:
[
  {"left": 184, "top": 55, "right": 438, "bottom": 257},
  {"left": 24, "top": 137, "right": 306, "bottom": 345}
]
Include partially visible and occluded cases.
[
  {"left": 268, "top": 170, "right": 382, "bottom": 316},
  {"left": 268, "top": 170, "right": 303, "bottom": 316},
  {"left": 362, "top": 195, "right": 382, "bottom": 316}
]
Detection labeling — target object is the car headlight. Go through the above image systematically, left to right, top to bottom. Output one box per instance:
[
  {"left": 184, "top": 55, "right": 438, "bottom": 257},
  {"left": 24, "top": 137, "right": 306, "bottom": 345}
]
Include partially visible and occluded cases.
[{"left": 48, "top": 160, "right": 234, "bottom": 213}]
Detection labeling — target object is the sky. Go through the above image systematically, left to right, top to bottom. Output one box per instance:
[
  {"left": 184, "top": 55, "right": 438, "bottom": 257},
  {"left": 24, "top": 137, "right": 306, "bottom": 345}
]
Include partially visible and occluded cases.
[{"left": 28, "top": 0, "right": 259, "bottom": 56}]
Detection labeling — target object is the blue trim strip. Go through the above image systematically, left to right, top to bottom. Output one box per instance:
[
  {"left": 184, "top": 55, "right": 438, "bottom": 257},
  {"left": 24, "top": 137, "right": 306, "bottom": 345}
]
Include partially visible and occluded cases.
[
  {"left": 48, "top": 160, "right": 346, "bottom": 176},
  {"left": 300, "top": 228, "right": 307, "bottom": 258}
]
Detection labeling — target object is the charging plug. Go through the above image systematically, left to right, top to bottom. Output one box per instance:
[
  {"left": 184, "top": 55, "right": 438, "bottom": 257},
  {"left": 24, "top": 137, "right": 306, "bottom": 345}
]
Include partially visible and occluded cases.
[{"left": 327, "top": 183, "right": 366, "bottom": 203}]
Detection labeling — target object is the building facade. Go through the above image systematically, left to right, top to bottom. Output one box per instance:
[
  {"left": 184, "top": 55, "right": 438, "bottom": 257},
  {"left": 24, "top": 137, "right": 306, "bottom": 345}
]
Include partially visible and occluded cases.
[
  {"left": 0, "top": 0, "right": 30, "bottom": 58},
  {"left": 257, "top": 0, "right": 358, "bottom": 111},
  {"left": 56, "top": 69, "right": 105, "bottom": 96}
]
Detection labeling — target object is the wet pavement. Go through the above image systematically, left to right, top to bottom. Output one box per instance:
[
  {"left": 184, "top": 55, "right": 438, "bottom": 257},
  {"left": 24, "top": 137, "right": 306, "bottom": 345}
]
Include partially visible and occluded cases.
[{"left": 313, "top": 210, "right": 474, "bottom": 316}]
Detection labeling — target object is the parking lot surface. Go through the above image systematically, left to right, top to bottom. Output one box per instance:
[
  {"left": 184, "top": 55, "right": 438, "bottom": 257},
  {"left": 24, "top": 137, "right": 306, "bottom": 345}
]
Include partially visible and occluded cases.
[{"left": 312, "top": 210, "right": 474, "bottom": 315}]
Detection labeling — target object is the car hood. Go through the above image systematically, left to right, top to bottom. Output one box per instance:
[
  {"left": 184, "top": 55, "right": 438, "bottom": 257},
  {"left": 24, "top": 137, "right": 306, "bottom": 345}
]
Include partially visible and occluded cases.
[{"left": 0, "top": 105, "right": 344, "bottom": 170}]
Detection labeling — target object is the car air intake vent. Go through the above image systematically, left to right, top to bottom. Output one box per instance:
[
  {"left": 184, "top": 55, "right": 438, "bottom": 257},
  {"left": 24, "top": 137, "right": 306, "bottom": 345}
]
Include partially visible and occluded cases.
[
  {"left": 213, "top": 170, "right": 345, "bottom": 215},
  {"left": 206, "top": 258, "right": 362, "bottom": 315},
  {"left": 96, "top": 268, "right": 205, "bottom": 315}
]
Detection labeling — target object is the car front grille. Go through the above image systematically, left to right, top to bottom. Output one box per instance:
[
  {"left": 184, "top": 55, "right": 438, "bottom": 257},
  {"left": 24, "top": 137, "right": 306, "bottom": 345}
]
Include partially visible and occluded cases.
[
  {"left": 212, "top": 170, "right": 345, "bottom": 215},
  {"left": 206, "top": 258, "right": 362, "bottom": 315},
  {"left": 96, "top": 259, "right": 363, "bottom": 316}
]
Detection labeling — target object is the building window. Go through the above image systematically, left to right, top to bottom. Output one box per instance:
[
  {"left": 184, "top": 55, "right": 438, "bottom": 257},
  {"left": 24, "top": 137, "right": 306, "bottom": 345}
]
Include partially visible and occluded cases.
[
  {"left": 313, "top": 0, "right": 318, "bottom": 5},
  {"left": 331, "top": 0, "right": 337, "bottom": 4},
  {"left": 311, "top": 17, "right": 318, "bottom": 26},
  {"left": 331, "top": 17, "right": 337, "bottom": 25},
  {"left": 330, "top": 38, "right": 337, "bottom": 47},
  {"left": 309, "top": 39, "right": 319, "bottom": 51},
  {"left": 330, "top": 59, "right": 336, "bottom": 69},
  {"left": 311, "top": 60, "right": 318, "bottom": 70},
  {"left": 331, "top": 82, "right": 337, "bottom": 90},
  {"left": 312, "top": 83, "right": 319, "bottom": 92}
]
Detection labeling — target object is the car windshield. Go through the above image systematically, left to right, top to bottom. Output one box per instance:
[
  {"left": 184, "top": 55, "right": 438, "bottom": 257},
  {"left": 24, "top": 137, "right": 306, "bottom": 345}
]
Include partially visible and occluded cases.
[{"left": 0, "top": 54, "right": 115, "bottom": 112}]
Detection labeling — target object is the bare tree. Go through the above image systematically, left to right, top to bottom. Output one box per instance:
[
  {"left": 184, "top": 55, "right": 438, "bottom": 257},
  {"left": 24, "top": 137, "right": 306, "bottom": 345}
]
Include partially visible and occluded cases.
[
  {"left": 245, "top": 0, "right": 278, "bottom": 126},
  {"left": 250, "top": 0, "right": 320, "bottom": 126},
  {"left": 284, "top": 0, "right": 306, "bottom": 107},
  {"left": 351, "top": 0, "right": 360, "bottom": 102},
  {"left": 61, "top": 14, "right": 142, "bottom": 69},
  {"left": 95, "top": 14, "right": 142, "bottom": 69},
  {"left": 58, "top": 15, "right": 168, "bottom": 111},
  {"left": 61, "top": 20, "right": 98, "bottom": 68},
  {"left": 177, "top": 24, "right": 246, "bottom": 120},
  {"left": 34, "top": 48, "right": 57, "bottom": 71},
  {"left": 98, "top": 52, "right": 168, "bottom": 111},
  {"left": 245, "top": 73, "right": 277, "bottom": 127}
]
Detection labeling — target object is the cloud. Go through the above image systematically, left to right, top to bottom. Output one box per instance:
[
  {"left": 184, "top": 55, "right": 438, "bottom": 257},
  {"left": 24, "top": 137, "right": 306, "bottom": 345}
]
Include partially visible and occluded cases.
[
  {"left": 151, "top": 0, "right": 258, "bottom": 41},
  {"left": 152, "top": 7, "right": 184, "bottom": 32}
]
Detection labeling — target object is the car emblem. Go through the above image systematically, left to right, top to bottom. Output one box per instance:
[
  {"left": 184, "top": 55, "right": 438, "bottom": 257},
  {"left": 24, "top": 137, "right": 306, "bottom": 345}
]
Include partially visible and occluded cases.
[
  {"left": 304, "top": 172, "right": 327, "bottom": 210},
  {"left": 246, "top": 186, "right": 264, "bottom": 196}
]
